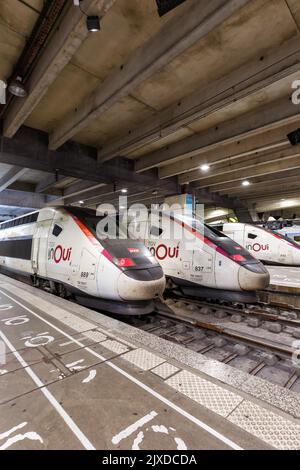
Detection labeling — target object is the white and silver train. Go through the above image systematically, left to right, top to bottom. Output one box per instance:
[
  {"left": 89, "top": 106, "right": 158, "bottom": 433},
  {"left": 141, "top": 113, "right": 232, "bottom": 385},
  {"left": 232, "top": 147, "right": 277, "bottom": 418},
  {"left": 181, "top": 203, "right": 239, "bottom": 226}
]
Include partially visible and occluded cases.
[
  {"left": 0, "top": 207, "right": 166, "bottom": 315},
  {"left": 134, "top": 211, "right": 270, "bottom": 302},
  {"left": 222, "top": 223, "right": 300, "bottom": 266},
  {"left": 275, "top": 225, "right": 300, "bottom": 245}
]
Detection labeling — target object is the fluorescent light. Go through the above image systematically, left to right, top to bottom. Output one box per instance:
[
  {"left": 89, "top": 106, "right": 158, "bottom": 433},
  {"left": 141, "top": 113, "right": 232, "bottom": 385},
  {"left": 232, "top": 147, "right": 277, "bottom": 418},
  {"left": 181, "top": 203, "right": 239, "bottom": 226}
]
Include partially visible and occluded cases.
[
  {"left": 200, "top": 164, "right": 210, "bottom": 172},
  {"left": 242, "top": 180, "right": 250, "bottom": 186},
  {"left": 121, "top": 188, "right": 128, "bottom": 193},
  {"left": 79, "top": 200, "right": 84, "bottom": 204}
]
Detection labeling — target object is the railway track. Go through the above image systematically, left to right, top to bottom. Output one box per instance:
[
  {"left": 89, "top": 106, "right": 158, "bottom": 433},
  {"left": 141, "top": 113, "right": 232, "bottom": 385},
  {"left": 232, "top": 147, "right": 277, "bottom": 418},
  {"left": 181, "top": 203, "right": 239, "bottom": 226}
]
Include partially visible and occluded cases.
[{"left": 124, "top": 295, "right": 300, "bottom": 395}]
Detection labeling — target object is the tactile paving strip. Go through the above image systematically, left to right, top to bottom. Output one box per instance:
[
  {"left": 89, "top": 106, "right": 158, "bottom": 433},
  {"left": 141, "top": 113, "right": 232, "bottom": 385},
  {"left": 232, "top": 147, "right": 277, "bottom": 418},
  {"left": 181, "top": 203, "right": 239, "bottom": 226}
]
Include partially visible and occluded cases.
[
  {"left": 83, "top": 330, "right": 107, "bottom": 343},
  {"left": 100, "top": 340, "right": 129, "bottom": 355},
  {"left": 122, "top": 348, "right": 165, "bottom": 370},
  {"left": 151, "top": 362, "right": 180, "bottom": 379},
  {"left": 166, "top": 370, "right": 243, "bottom": 418},
  {"left": 228, "top": 401, "right": 300, "bottom": 450}
]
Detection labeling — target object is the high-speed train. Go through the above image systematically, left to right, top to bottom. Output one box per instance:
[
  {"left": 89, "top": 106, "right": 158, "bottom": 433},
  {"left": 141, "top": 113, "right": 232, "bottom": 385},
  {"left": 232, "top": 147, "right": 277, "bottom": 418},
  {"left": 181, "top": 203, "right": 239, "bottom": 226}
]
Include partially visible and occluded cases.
[
  {"left": 0, "top": 207, "right": 165, "bottom": 315},
  {"left": 133, "top": 211, "right": 270, "bottom": 302},
  {"left": 222, "top": 223, "right": 300, "bottom": 266},
  {"left": 275, "top": 225, "right": 300, "bottom": 245}
]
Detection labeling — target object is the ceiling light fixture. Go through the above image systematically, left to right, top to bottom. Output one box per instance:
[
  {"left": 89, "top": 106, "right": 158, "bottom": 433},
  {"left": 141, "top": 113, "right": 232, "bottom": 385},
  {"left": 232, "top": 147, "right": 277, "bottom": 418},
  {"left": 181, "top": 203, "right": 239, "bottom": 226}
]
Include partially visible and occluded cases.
[
  {"left": 74, "top": 1, "right": 101, "bottom": 32},
  {"left": 86, "top": 15, "right": 101, "bottom": 32},
  {"left": 8, "top": 76, "right": 27, "bottom": 97},
  {"left": 200, "top": 164, "right": 210, "bottom": 172},
  {"left": 242, "top": 180, "right": 250, "bottom": 187},
  {"left": 121, "top": 188, "right": 128, "bottom": 193},
  {"left": 79, "top": 200, "right": 84, "bottom": 204}
]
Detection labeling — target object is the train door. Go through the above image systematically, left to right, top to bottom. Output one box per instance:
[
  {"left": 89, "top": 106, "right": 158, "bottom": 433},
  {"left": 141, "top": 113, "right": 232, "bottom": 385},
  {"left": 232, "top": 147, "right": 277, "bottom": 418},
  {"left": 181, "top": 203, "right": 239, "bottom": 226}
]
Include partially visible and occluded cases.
[
  {"left": 47, "top": 212, "right": 73, "bottom": 283},
  {"left": 32, "top": 214, "right": 54, "bottom": 278},
  {"left": 147, "top": 215, "right": 180, "bottom": 278},
  {"left": 31, "top": 226, "right": 42, "bottom": 273},
  {"left": 189, "top": 242, "right": 215, "bottom": 287},
  {"left": 78, "top": 247, "right": 98, "bottom": 295}
]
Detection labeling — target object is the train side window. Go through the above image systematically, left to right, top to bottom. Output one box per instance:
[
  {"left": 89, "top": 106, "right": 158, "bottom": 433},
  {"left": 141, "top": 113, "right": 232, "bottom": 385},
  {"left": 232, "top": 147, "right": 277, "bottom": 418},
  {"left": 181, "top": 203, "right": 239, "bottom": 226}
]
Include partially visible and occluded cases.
[
  {"left": 52, "top": 224, "right": 63, "bottom": 237},
  {"left": 150, "top": 226, "right": 163, "bottom": 237},
  {"left": 248, "top": 233, "right": 257, "bottom": 239}
]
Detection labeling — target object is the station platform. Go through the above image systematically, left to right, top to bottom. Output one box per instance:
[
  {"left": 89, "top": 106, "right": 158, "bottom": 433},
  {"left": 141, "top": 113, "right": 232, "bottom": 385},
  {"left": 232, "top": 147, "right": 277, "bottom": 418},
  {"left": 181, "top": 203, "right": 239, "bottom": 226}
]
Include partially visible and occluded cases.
[
  {"left": 260, "top": 267, "right": 300, "bottom": 309},
  {"left": 1, "top": 274, "right": 300, "bottom": 450}
]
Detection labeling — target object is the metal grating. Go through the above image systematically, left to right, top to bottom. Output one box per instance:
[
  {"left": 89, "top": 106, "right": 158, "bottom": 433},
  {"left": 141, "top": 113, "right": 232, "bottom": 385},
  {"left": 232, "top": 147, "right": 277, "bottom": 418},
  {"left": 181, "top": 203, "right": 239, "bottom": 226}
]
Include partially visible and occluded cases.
[
  {"left": 122, "top": 348, "right": 165, "bottom": 370},
  {"left": 166, "top": 370, "right": 243, "bottom": 418},
  {"left": 228, "top": 401, "right": 300, "bottom": 450}
]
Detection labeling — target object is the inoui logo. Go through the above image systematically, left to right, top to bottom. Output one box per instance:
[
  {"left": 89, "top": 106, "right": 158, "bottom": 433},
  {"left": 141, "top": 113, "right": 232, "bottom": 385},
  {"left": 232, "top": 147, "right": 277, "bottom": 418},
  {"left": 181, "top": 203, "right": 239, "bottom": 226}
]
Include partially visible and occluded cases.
[{"left": 0, "top": 80, "right": 6, "bottom": 104}]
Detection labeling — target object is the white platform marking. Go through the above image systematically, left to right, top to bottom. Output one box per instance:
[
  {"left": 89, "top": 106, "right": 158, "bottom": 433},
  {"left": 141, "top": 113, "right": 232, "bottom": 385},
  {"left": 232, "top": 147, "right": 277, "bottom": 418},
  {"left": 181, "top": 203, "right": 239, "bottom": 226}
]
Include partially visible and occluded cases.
[
  {"left": 0, "top": 287, "right": 243, "bottom": 450},
  {"left": 0, "top": 304, "right": 13, "bottom": 311},
  {"left": 1, "top": 315, "right": 29, "bottom": 326},
  {"left": 0, "top": 330, "right": 95, "bottom": 450},
  {"left": 24, "top": 333, "right": 55, "bottom": 348},
  {"left": 65, "top": 359, "right": 85, "bottom": 371},
  {"left": 82, "top": 370, "right": 97, "bottom": 383},
  {"left": 112, "top": 411, "right": 158, "bottom": 445},
  {"left": 0, "top": 422, "right": 27, "bottom": 439},
  {"left": 0, "top": 422, "right": 43, "bottom": 450},
  {"left": 132, "top": 431, "right": 144, "bottom": 450},
  {"left": 0, "top": 432, "right": 43, "bottom": 450},
  {"left": 174, "top": 437, "right": 187, "bottom": 450}
]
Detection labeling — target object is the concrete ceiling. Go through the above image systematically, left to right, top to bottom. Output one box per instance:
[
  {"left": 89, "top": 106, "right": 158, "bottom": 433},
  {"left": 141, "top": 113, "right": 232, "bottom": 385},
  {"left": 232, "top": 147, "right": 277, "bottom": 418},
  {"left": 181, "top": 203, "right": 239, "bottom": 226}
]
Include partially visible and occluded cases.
[{"left": 0, "top": 0, "right": 300, "bottom": 221}]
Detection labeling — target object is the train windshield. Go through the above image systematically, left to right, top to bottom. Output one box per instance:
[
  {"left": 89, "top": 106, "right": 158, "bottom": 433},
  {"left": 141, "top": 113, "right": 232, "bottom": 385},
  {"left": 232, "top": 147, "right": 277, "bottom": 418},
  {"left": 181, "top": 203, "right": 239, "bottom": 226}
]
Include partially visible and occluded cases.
[
  {"left": 67, "top": 207, "right": 157, "bottom": 269},
  {"left": 174, "top": 213, "right": 258, "bottom": 264},
  {"left": 260, "top": 226, "right": 300, "bottom": 249}
]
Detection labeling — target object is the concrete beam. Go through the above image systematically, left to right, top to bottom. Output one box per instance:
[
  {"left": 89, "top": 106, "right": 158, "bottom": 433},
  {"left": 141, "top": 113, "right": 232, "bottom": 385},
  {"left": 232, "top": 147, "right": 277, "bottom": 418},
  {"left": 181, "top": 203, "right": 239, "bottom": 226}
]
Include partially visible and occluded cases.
[
  {"left": 3, "top": 0, "right": 117, "bottom": 138},
  {"left": 49, "top": 0, "right": 251, "bottom": 150},
  {"left": 99, "top": 36, "right": 300, "bottom": 162},
  {"left": 136, "top": 96, "right": 299, "bottom": 172},
  {"left": 0, "top": 126, "right": 165, "bottom": 188},
  {"left": 159, "top": 126, "right": 292, "bottom": 178},
  {"left": 178, "top": 146, "right": 298, "bottom": 184},
  {"left": 192, "top": 153, "right": 300, "bottom": 189},
  {"left": 0, "top": 166, "right": 28, "bottom": 192},
  {"left": 217, "top": 171, "right": 300, "bottom": 194},
  {"left": 36, "top": 174, "right": 70, "bottom": 193},
  {"left": 63, "top": 176, "right": 179, "bottom": 206},
  {"left": 63, "top": 180, "right": 107, "bottom": 199},
  {"left": 189, "top": 184, "right": 249, "bottom": 213},
  {"left": 237, "top": 184, "right": 300, "bottom": 200},
  {"left": 0, "top": 189, "right": 56, "bottom": 209}
]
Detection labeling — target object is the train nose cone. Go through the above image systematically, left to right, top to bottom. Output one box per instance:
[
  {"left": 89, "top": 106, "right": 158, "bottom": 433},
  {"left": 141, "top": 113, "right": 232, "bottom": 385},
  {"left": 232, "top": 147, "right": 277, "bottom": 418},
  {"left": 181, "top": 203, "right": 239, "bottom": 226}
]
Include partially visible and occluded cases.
[
  {"left": 238, "top": 262, "right": 270, "bottom": 291},
  {"left": 117, "top": 266, "right": 166, "bottom": 301}
]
